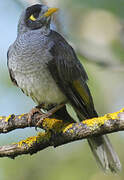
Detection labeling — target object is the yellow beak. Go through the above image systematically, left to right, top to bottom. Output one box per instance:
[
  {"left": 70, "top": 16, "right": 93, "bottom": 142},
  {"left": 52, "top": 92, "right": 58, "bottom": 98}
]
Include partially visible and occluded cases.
[{"left": 44, "top": 8, "right": 59, "bottom": 17}]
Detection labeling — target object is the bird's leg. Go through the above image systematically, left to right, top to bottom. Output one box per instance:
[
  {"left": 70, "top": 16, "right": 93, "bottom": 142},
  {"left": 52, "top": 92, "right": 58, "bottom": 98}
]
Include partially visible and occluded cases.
[
  {"left": 28, "top": 103, "right": 45, "bottom": 126},
  {"left": 36, "top": 103, "right": 65, "bottom": 127}
]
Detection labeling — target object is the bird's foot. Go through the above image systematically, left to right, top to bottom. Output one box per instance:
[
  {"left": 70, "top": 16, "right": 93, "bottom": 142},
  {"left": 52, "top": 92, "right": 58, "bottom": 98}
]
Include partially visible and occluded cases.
[
  {"left": 36, "top": 104, "right": 65, "bottom": 127},
  {"left": 27, "top": 107, "right": 43, "bottom": 126}
]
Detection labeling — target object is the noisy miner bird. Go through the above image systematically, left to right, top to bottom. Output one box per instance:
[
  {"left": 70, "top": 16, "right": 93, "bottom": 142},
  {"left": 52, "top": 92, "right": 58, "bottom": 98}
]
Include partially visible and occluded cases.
[{"left": 7, "top": 4, "right": 121, "bottom": 172}]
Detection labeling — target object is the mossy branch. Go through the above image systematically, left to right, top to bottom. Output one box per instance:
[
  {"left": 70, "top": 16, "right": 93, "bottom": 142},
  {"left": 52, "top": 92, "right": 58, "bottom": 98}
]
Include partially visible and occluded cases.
[{"left": 0, "top": 108, "right": 124, "bottom": 158}]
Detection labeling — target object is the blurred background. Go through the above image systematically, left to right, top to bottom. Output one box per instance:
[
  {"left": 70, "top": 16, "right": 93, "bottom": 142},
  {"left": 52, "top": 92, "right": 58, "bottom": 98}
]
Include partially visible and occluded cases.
[{"left": 0, "top": 0, "right": 124, "bottom": 179}]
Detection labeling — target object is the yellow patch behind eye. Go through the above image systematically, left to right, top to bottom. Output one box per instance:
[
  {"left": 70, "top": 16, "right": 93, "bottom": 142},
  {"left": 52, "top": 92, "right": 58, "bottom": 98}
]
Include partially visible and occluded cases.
[{"left": 29, "top": 15, "right": 36, "bottom": 21}]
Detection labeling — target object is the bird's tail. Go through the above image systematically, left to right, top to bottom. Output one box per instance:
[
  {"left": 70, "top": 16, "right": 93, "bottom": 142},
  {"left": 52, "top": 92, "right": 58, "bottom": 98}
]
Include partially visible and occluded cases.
[
  {"left": 55, "top": 106, "right": 121, "bottom": 172},
  {"left": 77, "top": 110, "right": 121, "bottom": 173},
  {"left": 88, "top": 135, "right": 121, "bottom": 173}
]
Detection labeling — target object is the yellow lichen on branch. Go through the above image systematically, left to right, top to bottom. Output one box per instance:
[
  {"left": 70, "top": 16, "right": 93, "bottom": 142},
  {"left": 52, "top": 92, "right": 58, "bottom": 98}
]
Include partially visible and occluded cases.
[
  {"left": 0, "top": 108, "right": 124, "bottom": 158},
  {"left": 83, "top": 108, "right": 124, "bottom": 128},
  {"left": 5, "top": 114, "right": 15, "bottom": 122},
  {"left": 42, "top": 118, "right": 71, "bottom": 132},
  {"left": 63, "top": 123, "right": 74, "bottom": 133},
  {"left": 17, "top": 131, "right": 51, "bottom": 147},
  {"left": 17, "top": 135, "right": 37, "bottom": 147}
]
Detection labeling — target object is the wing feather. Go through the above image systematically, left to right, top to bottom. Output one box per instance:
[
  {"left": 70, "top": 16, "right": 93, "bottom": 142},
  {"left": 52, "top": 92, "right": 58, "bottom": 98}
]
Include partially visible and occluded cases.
[{"left": 48, "top": 31, "right": 97, "bottom": 119}]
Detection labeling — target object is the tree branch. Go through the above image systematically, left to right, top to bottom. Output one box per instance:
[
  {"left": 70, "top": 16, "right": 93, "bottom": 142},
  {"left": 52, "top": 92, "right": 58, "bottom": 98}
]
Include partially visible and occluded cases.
[{"left": 0, "top": 108, "right": 124, "bottom": 158}]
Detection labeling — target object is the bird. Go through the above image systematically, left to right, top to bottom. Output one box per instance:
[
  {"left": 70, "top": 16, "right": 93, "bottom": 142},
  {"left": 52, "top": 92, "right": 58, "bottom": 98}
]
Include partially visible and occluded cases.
[{"left": 7, "top": 4, "right": 121, "bottom": 172}]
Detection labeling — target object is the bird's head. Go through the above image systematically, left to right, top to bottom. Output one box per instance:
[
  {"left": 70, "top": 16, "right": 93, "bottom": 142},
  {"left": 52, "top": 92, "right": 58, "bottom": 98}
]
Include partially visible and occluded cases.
[{"left": 18, "top": 4, "right": 58, "bottom": 34}]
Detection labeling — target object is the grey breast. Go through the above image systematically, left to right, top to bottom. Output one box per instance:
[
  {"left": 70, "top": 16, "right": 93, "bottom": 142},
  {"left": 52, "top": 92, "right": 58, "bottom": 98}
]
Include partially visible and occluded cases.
[{"left": 8, "top": 30, "right": 67, "bottom": 106}]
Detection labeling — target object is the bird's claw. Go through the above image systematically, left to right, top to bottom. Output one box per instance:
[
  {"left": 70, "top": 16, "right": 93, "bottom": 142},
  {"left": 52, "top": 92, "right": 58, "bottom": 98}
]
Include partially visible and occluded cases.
[
  {"left": 27, "top": 107, "right": 43, "bottom": 126},
  {"left": 36, "top": 111, "right": 53, "bottom": 127}
]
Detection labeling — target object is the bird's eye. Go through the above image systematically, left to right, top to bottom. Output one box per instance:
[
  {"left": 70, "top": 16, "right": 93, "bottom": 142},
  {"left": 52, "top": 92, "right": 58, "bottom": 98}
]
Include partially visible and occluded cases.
[{"left": 29, "top": 14, "right": 37, "bottom": 21}]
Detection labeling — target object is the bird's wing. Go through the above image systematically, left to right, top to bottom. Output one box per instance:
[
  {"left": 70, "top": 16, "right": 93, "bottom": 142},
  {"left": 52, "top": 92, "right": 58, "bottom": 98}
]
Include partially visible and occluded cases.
[
  {"left": 47, "top": 31, "right": 97, "bottom": 119},
  {"left": 7, "top": 47, "right": 18, "bottom": 86}
]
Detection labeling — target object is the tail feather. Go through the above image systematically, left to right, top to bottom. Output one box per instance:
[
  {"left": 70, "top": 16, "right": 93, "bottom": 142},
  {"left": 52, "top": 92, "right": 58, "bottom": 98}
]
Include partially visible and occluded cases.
[
  {"left": 55, "top": 107, "right": 121, "bottom": 173},
  {"left": 77, "top": 110, "right": 121, "bottom": 173},
  {"left": 88, "top": 135, "right": 121, "bottom": 173}
]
